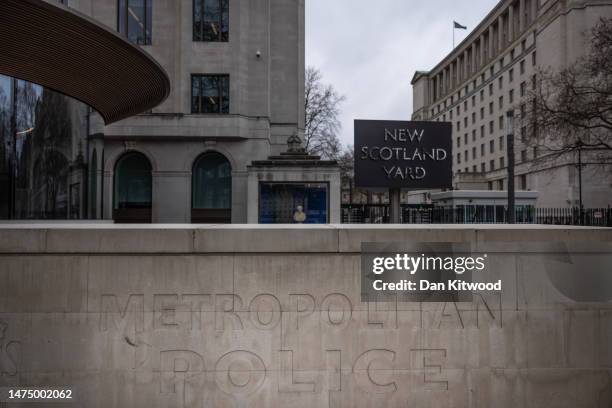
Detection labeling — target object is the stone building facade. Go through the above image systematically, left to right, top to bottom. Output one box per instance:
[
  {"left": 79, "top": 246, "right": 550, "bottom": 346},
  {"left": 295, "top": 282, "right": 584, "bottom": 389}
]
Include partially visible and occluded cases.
[
  {"left": 71, "top": 0, "right": 307, "bottom": 223},
  {"left": 411, "top": 0, "right": 612, "bottom": 208}
]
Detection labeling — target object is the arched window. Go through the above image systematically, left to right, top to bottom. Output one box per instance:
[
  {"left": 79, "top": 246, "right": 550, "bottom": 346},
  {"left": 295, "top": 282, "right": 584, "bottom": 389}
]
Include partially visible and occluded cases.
[
  {"left": 113, "top": 151, "right": 152, "bottom": 223},
  {"left": 192, "top": 151, "right": 231, "bottom": 223}
]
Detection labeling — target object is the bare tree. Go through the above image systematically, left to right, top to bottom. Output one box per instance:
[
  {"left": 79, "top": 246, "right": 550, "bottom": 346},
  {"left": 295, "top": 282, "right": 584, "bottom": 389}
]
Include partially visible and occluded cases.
[
  {"left": 523, "top": 18, "right": 612, "bottom": 162},
  {"left": 304, "top": 67, "right": 346, "bottom": 160}
]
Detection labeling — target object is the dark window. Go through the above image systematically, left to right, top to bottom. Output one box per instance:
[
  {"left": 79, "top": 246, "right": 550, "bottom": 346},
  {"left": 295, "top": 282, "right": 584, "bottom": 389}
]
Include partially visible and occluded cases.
[
  {"left": 118, "top": 0, "right": 152, "bottom": 45},
  {"left": 194, "top": 0, "right": 229, "bottom": 42},
  {"left": 191, "top": 74, "right": 230, "bottom": 114},
  {"left": 192, "top": 151, "right": 232, "bottom": 223},
  {"left": 113, "top": 152, "right": 152, "bottom": 223}
]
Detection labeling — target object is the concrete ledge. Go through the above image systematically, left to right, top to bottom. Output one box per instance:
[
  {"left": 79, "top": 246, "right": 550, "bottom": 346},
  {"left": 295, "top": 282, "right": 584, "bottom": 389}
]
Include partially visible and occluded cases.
[{"left": 0, "top": 223, "right": 610, "bottom": 254}]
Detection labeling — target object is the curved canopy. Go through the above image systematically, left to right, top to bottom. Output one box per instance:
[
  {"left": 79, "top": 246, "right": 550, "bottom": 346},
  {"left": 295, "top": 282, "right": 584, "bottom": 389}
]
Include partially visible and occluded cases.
[{"left": 0, "top": 0, "right": 170, "bottom": 124}]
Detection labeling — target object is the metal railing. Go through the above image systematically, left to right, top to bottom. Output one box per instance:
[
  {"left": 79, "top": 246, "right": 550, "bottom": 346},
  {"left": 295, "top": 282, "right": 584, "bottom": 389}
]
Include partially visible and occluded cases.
[{"left": 341, "top": 204, "right": 612, "bottom": 226}]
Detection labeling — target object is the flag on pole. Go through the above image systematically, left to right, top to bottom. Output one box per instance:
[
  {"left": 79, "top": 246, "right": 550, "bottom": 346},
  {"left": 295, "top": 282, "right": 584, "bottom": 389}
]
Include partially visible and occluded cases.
[{"left": 454, "top": 21, "right": 467, "bottom": 30}]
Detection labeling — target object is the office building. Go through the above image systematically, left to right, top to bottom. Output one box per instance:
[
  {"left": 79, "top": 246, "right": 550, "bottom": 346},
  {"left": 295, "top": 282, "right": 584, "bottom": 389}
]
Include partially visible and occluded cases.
[{"left": 411, "top": 0, "right": 612, "bottom": 209}]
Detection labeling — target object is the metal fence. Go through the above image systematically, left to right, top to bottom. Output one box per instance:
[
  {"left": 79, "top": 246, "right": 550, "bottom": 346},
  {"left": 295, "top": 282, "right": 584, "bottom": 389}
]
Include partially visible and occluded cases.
[{"left": 341, "top": 204, "right": 612, "bottom": 226}]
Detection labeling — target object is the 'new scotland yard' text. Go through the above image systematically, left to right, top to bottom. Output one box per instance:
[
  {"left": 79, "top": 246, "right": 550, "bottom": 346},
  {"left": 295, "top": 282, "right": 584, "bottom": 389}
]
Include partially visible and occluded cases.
[{"left": 359, "top": 128, "right": 448, "bottom": 180}]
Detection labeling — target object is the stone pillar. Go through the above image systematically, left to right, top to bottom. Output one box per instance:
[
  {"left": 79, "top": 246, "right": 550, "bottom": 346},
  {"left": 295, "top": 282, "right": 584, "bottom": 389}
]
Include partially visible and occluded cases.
[
  {"left": 519, "top": 0, "right": 526, "bottom": 32},
  {"left": 498, "top": 15, "right": 504, "bottom": 51},
  {"left": 489, "top": 25, "right": 495, "bottom": 60},
  {"left": 479, "top": 35, "right": 485, "bottom": 67},
  {"left": 442, "top": 69, "right": 447, "bottom": 96}
]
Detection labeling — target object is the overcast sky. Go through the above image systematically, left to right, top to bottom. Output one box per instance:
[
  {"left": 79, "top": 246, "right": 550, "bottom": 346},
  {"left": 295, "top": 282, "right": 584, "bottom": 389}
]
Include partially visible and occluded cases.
[{"left": 305, "top": 0, "right": 499, "bottom": 147}]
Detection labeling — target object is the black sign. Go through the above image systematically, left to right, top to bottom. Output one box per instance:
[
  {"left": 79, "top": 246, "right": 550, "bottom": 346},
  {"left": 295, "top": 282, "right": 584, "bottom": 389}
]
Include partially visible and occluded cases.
[{"left": 354, "top": 120, "right": 452, "bottom": 189}]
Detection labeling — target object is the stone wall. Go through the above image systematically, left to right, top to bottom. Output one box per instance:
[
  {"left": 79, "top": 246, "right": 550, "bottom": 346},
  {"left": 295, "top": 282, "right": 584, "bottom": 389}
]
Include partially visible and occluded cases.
[{"left": 0, "top": 225, "right": 611, "bottom": 407}]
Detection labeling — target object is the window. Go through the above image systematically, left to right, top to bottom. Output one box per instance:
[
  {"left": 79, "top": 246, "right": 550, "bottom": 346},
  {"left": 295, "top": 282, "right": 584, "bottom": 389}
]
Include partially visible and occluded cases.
[
  {"left": 118, "top": 0, "right": 152, "bottom": 45},
  {"left": 194, "top": 0, "right": 229, "bottom": 42},
  {"left": 521, "top": 39, "right": 526, "bottom": 52},
  {"left": 532, "top": 51, "right": 537, "bottom": 66},
  {"left": 520, "top": 60, "right": 525, "bottom": 74},
  {"left": 509, "top": 68, "right": 514, "bottom": 82},
  {"left": 191, "top": 74, "right": 230, "bottom": 114},
  {"left": 498, "top": 76, "right": 503, "bottom": 89},
  {"left": 520, "top": 81, "right": 526, "bottom": 96},
  {"left": 489, "top": 83, "right": 493, "bottom": 96},
  {"left": 509, "top": 89, "right": 514, "bottom": 104},
  {"left": 480, "top": 90, "right": 484, "bottom": 101},
  {"left": 472, "top": 95, "right": 476, "bottom": 107},
  {"left": 498, "top": 96, "right": 503, "bottom": 109},
  {"left": 464, "top": 100, "right": 468, "bottom": 110},
  {"left": 489, "top": 102, "right": 494, "bottom": 115},
  {"left": 457, "top": 106, "right": 460, "bottom": 115},
  {"left": 480, "top": 107, "right": 484, "bottom": 120},
  {"left": 472, "top": 112, "right": 476, "bottom": 124},
  {"left": 499, "top": 115, "right": 504, "bottom": 130},
  {"left": 464, "top": 117, "right": 468, "bottom": 128},
  {"left": 457, "top": 121, "right": 461, "bottom": 132},
  {"left": 489, "top": 121, "right": 494, "bottom": 133},
  {"left": 480, "top": 125, "right": 485, "bottom": 138},
  {"left": 472, "top": 130, "right": 476, "bottom": 141},
  {"left": 464, "top": 134, "right": 468, "bottom": 144},
  {"left": 499, "top": 136, "right": 505, "bottom": 150},
  {"left": 457, "top": 138, "right": 461, "bottom": 148},
  {"left": 490, "top": 140, "right": 495, "bottom": 153},
  {"left": 480, "top": 143, "right": 485, "bottom": 155},
  {"left": 472, "top": 147, "right": 477, "bottom": 159},
  {"left": 464, "top": 150, "right": 468, "bottom": 161},
  {"left": 521, "top": 150, "right": 527, "bottom": 162},
  {"left": 192, "top": 151, "right": 232, "bottom": 223},
  {"left": 113, "top": 152, "right": 152, "bottom": 223},
  {"left": 457, "top": 153, "right": 461, "bottom": 164},
  {"left": 500, "top": 157, "right": 505, "bottom": 168},
  {"left": 490, "top": 160, "right": 495, "bottom": 171},
  {"left": 481, "top": 163, "right": 486, "bottom": 172},
  {"left": 473, "top": 165, "right": 477, "bottom": 172},
  {"left": 520, "top": 174, "right": 527, "bottom": 190},
  {"left": 498, "top": 179, "right": 504, "bottom": 190}
]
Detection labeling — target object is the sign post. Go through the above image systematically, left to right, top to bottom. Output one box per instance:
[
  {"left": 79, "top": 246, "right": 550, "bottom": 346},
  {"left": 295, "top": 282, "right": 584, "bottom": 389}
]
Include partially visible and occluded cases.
[{"left": 354, "top": 120, "right": 453, "bottom": 223}]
